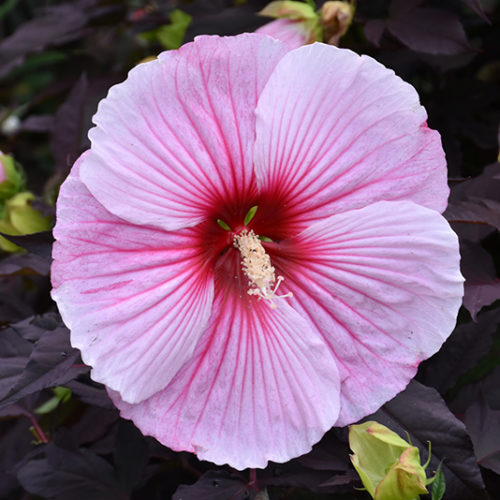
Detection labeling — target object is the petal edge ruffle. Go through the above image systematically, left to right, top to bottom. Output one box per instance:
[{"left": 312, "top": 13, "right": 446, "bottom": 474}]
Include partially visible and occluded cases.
[
  {"left": 81, "top": 34, "right": 288, "bottom": 231},
  {"left": 254, "top": 43, "right": 449, "bottom": 228},
  {"left": 52, "top": 153, "right": 214, "bottom": 404},
  {"left": 271, "top": 200, "right": 463, "bottom": 426},
  {"left": 110, "top": 279, "right": 341, "bottom": 470}
]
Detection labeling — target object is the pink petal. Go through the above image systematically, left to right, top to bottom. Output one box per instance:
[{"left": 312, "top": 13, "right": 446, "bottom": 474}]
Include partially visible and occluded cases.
[
  {"left": 256, "top": 19, "right": 310, "bottom": 50},
  {"left": 80, "top": 34, "right": 288, "bottom": 231},
  {"left": 254, "top": 43, "right": 449, "bottom": 228},
  {"left": 51, "top": 153, "right": 214, "bottom": 404},
  {"left": 272, "top": 201, "right": 463, "bottom": 426},
  {"left": 110, "top": 265, "right": 341, "bottom": 470}
]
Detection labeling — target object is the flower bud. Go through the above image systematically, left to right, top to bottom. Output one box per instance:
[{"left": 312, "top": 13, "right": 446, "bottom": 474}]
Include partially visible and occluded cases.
[
  {"left": 256, "top": 1, "right": 322, "bottom": 50},
  {"left": 320, "top": 1, "right": 355, "bottom": 45},
  {"left": 349, "top": 421, "right": 431, "bottom": 500}
]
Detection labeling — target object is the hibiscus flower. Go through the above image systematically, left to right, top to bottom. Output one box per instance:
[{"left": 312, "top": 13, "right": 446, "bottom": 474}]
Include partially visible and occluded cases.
[{"left": 51, "top": 33, "right": 463, "bottom": 470}]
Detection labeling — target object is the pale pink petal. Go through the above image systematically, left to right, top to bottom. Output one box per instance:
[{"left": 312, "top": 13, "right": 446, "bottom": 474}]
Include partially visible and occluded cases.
[
  {"left": 256, "top": 19, "right": 310, "bottom": 50},
  {"left": 80, "top": 34, "right": 288, "bottom": 231},
  {"left": 254, "top": 43, "right": 449, "bottom": 228},
  {"left": 51, "top": 153, "right": 214, "bottom": 404},
  {"left": 271, "top": 201, "right": 463, "bottom": 426},
  {"left": 110, "top": 265, "right": 341, "bottom": 470}
]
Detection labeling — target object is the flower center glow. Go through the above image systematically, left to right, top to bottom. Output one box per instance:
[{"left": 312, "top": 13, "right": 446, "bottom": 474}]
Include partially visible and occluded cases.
[{"left": 233, "top": 229, "right": 292, "bottom": 309}]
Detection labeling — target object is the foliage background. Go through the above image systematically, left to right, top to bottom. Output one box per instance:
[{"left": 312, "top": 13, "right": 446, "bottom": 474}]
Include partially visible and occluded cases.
[{"left": 0, "top": 0, "right": 500, "bottom": 498}]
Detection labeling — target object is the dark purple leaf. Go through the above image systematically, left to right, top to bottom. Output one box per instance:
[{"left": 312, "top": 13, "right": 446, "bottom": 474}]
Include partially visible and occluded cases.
[
  {"left": 388, "top": 0, "right": 424, "bottom": 17},
  {"left": 461, "top": 0, "right": 490, "bottom": 23},
  {"left": 0, "top": 5, "right": 88, "bottom": 78},
  {"left": 186, "top": 6, "right": 264, "bottom": 39},
  {"left": 387, "top": 7, "right": 471, "bottom": 55},
  {"left": 363, "top": 19, "right": 386, "bottom": 47},
  {"left": 417, "top": 50, "right": 477, "bottom": 72},
  {"left": 51, "top": 74, "right": 89, "bottom": 174},
  {"left": 20, "top": 114, "right": 55, "bottom": 133},
  {"left": 449, "top": 163, "right": 500, "bottom": 202},
  {"left": 445, "top": 164, "right": 500, "bottom": 230},
  {"left": 30, "top": 199, "right": 56, "bottom": 219},
  {"left": 446, "top": 199, "right": 500, "bottom": 231},
  {"left": 2, "top": 231, "right": 54, "bottom": 261},
  {"left": 461, "top": 241, "right": 500, "bottom": 319},
  {"left": 0, "top": 252, "right": 50, "bottom": 276},
  {"left": 0, "top": 277, "right": 38, "bottom": 324},
  {"left": 465, "top": 277, "right": 500, "bottom": 317},
  {"left": 419, "top": 308, "right": 500, "bottom": 394},
  {"left": 0, "top": 314, "right": 88, "bottom": 408},
  {"left": 0, "top": 328, "right": 32, "bottom": 400},
  {"left": 453, "top": 366, "right": 500, "bottom": 416},
  {"left": 481, "top": 366, "right": 500, "bottom": 410},
  {"left": 65, "top": 379, "right": 115, "bottom": 409},
  {"left": 369, "top": 380, "right": 486, "bottom": 499},
  {"left": 465, "top": 394, "right": 500, "bottom": 474},
  {"left": 0, "top": 403, "right": 31, "bottom": 419},
  {"left": 68, "top": 406, "right": 118, "bottom": 447},
  {"left": 0, "top": 417, "right": 33, "bottom": 498},
  {"left": 114, "top": 420, "right": 149, "bottom": 492},
  {"left": 88, "top": 423, "right": 120, "bottom": 456},
  {"left": 257, "top": 429, "right": 354, "bottom": 493},
  {"left": 295, "top": 429, "right": 349, "bottom": 472},
  {"left": 17, "top": 442, "right": 128, "bottom": 500},
  {"left": 261, "top": 462, "right": 348, "bottom": 493},
  {"left": 318, "top": 470, "right": 359, "bottom": 488},
  {"left": 173, "top": 471, "right": 254, "bottom": 500}
]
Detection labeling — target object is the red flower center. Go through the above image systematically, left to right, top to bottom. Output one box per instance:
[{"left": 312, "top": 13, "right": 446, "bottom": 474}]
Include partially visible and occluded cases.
[{"left": 197, "top": 188, "right": 297, "bottom": 299}]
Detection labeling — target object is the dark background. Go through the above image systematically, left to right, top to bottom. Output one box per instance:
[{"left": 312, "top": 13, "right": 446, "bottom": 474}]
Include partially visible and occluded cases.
[{"left": 1, "top": 1, "right": 499, "bottom": 498}]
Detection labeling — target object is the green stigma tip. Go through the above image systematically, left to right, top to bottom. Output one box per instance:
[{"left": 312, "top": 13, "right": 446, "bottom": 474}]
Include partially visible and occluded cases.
[
  {"left": 244, "top": 205, "right": 258, "bottom": 225},
  {"left": 216, "top": 219, "right": 231, "bottom": 231},
  {"left": 258, "top": 235, "right": 273, "bottom": 242}
]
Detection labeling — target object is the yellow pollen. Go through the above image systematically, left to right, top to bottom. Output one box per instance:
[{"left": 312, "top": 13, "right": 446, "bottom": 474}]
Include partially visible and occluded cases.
[{"left": 233, "top": 230, "right": 292, "bottom": 309}]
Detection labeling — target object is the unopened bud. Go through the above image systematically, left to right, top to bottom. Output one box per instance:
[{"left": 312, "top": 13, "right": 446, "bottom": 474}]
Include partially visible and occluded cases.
[
  {"left": 257, "top": 1, "right": 322, "bottom": 49},
  {"left": 320, "top": 1, "right": 354, "bottom": 45},
  {"left": 349, "top": 421, "right": 438, "bottom": 500}
]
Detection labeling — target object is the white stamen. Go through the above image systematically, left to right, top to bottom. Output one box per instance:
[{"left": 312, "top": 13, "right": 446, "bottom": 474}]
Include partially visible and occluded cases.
[{"left": 233, "top": 230, "right": 292, "bottom": 309}]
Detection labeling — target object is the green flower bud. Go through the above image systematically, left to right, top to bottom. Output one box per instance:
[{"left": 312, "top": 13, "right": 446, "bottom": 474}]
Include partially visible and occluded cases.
[
  {"left": 259, "top": 1, "right": 318, "bottom": 22},
  {"left": 349, "top": 421, "right": 432, "bottom": 500}
]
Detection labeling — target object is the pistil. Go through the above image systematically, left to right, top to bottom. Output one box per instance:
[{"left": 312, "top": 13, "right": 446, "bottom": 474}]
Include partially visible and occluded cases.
[{"left": 233, "top": 229, "right": 292, "bottom": 309}]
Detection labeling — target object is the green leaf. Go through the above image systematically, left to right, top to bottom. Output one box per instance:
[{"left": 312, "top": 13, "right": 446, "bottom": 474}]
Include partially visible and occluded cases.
[
  {"left": 0, "top": 0, "right": 20, "bottom": 20},
  {"left": 156, "top": 9, "right": 192, "bottom": 50},
  {"left": 6, "top": 51, "right": 68, "bottom": 81},
  {"left": 0, "top": 154, "right": 25, "bottom": 200},
  {"left": 34, "top": 386, "right": 72, "bottom": 415},
  {"left": 53, "top": 386, "right": 72, "bottom": 403},
  {"left": 34, "top": 395, "right": 60, "bottom": 414},
  {"left": 431, "top": 464, "right": 446, "bottom": 500}
]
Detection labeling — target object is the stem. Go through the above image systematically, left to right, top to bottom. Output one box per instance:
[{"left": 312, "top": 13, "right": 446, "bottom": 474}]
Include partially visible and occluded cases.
[
  {"left": 29, "top": 414, "right": 48, "bottom": 443},
  {"left": 249, "top": 468, "right": 257, "bottom": 489}
]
